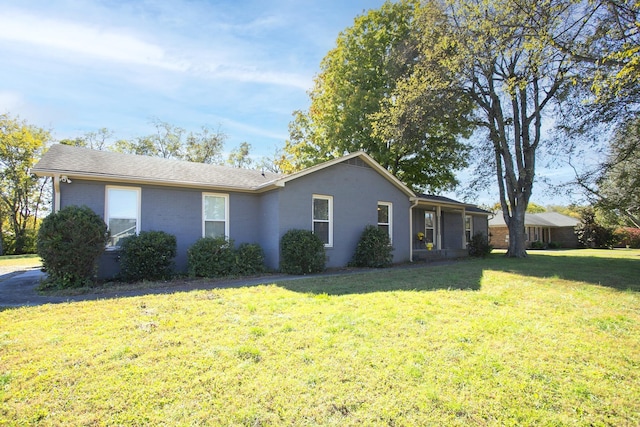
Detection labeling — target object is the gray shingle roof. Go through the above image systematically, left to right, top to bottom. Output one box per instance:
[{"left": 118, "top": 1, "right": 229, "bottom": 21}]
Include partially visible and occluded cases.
[
  {"left": 33, "top": 144, "right": 282, "bottom": 191},
  {"left": 414, "top": 193, "right": 491, "bottom": 214},
  {"left": 489, "top": 211, "right": 580, "bottom": 227}
]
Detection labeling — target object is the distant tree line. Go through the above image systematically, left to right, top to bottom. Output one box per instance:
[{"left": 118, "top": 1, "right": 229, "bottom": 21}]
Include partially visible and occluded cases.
[
  {"left": 0, "top": 114, "right": 280, "bottom": 255},
  {"left": 59, "top": 118, "right": 282, "bottom": 172}
]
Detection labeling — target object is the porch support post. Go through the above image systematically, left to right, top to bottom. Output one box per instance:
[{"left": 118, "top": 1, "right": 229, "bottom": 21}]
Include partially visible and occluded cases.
[
  {"left": 409, "top": 199, "right": 419, "bottom": 262},
  {"left": 436, "top": 205, "right": 442, "bottom": 250},
  {"left": 461, "top": 208, "right": 466, "bottom": 249}
]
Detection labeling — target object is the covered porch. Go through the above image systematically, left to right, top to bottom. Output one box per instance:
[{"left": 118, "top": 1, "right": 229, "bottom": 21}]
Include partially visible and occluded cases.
[{"left": 409, "top": 195, "right": 490, "bottom": 262}]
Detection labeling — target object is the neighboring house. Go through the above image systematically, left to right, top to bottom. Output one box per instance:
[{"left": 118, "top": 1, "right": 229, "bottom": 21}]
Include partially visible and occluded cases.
[
  {"left": 33, "top": 144, "right": 490, "bottom": 278},
  {"left": 489, "top": 211, "right": 580, "bottom": 249}
]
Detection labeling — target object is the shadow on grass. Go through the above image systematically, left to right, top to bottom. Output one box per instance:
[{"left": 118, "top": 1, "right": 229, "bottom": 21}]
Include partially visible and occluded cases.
[
  {"left": 276, "top": 250, "right": 640, "bottom": 296},
  {"left": 483, "top": 250, "right": 640, "bottom": 292},
  {"left": 29, "top": 251, "right": 638, "bottom": 305},
  {"left": 276, "top": 262, "right": 484, "bottom": 296}
]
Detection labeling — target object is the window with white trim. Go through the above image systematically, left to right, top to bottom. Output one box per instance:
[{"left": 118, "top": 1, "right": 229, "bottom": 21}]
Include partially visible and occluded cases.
[
  {"left": 105, "top": 186, "right": 141, "bottom": 247},
  {"left": 203, "top": 193, "right": 229, "bottom": 238},
  {"left": 312, "top": 195, "right": 333, "bottom": 247},
  {"left": 377, "top": 202, "right": 392, "bottom": 242},
  {"left": 424, "top": 211, "right": 436, "bottom": 245},
  {"left": 465, "top": 215, "right": 473, "bottom": 243}
]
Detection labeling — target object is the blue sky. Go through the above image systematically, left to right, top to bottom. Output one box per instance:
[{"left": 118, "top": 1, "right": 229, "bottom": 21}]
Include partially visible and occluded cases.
[
  {"left": 0, "top": 0, "right": 386, "bottom": 156},
  {"left": 0, "top": 0, "right": 583, "bottom": 206}
]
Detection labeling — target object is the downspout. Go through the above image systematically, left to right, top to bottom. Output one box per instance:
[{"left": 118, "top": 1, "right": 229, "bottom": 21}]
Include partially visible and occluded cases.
[
  {"left": 53, "top": 175, "right": 61, "bottom": 213},
  {"left": 409, "top": 199, "right": 419, "bottom": 262}
]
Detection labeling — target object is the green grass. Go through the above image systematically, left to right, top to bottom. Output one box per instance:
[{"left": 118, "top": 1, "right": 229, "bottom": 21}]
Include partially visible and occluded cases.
[
  {"left": 1, "top": 249, "right": 639, "bottom": 425},
  {"left": 0, "top": 254, "right": 41, "bottom": 269}
]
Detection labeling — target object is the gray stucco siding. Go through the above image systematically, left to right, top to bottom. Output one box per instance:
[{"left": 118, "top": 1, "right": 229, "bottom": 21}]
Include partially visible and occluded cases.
[
  {"left": 55, "top": 160, "right": 417, "bottom": 275},
  {"left": 276, "top": 162, "right": 411, "bottom": 268},
  {"left": 58, "top": 180, "right": 265, "bottom": 276},
  {"left": 59, "top": 180, "right": 105, "bottom": 214},
  {"left": 139, "top": 186, "right": 202, "bottom": 272},
  {"left": 137, "top": 188, "right": 264, "bottom": 272},
  {"left": 258, "top": 191, "right": 281, "bottom": 270},
  {"left": 228, "top": 192, "right": 261, "bottom": 245},
  {"left": 442, "top": 211, "right": 465, "bottom": 249},
  {"left": 471, "top": 215, "right": 488, "bottom": 237}
]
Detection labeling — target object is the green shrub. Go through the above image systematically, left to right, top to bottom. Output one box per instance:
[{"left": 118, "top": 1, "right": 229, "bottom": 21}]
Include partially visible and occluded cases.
[
  {"left": 37, "top": 205, "right": 109, "bottom": 288},
  {"left": 575, "top": 208, "right": 617, "bottom": 248},
  {"left": 351, "top": 225, "right": 393, "bottom": 268},
  {"left": 615, "top": 227, "right": 640, "bottom": 248},
  {"left": 3, "top": 228, "right": 38, "bottom": 255},
  {"left": 280, "top": 229, "right": 325, "bottom": 274},
  {"left": 119, "top": 231, "right": 176, "bottom": 282},
  {"left": 467, "top": 232, "right": 493, "bottom": 257},
  {"left": 188, "top": 237, "right": 236, "bottom": 278},
  {"left": 188, "top": 238, "right": 267, "bottom": 278},
  {"left": 530, "top": 240, "right": 547, "bottom": 249},
  {"left": 548, "top": 241, "right": 562, "bottom": 249},
  {"left": 235, "top": 243, "right": 266, "bottom": 275}
]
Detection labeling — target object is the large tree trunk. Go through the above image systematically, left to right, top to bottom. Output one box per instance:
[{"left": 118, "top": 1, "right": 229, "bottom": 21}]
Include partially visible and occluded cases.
[{"left": 506, "top": 206, "right": 527, "bottom": 257}]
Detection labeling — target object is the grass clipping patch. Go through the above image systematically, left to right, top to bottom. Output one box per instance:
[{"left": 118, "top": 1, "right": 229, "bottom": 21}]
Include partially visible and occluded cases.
[{"left": 1, "top": 249, "right": 640, "bottom": 425}]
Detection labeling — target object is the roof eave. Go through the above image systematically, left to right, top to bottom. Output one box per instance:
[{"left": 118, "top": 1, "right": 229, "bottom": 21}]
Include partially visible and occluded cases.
[
  {"left": 32, "top": 168, "right": 265, "bottom": 194},
  {"left": 410, "top": 196, "right": 480, "bottom": 211}
]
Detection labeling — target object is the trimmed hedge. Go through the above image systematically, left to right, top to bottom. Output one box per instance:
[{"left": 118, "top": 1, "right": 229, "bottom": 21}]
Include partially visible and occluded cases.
[
  {"left": 37, "top": 205, "right": 109, "bottom": 288},
  {"left": 351, "top": 225, "right": 393, "bottom": 268},
  {"left": 280, "top": 229, "right": 325, "bottom": 274},
  {"left": 119, "top": 231, "right": 177, "bottom": 282},
  {"left": 468, "top": 232, "right": 493, "bottom": 257},
  {"left": 188, "top": 237, "right": 265, "bottom": 278},
  {"left": 530, "top": 240, "right": 546, "bottom": 250},
  {"left": 235, "top": 243, "right": 266, "bottom": 275}
]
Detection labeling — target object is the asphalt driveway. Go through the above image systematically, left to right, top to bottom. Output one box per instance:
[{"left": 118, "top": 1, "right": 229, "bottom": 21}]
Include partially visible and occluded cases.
[{"left": 0, "top": 267, "right": 50, "bottom": 307}]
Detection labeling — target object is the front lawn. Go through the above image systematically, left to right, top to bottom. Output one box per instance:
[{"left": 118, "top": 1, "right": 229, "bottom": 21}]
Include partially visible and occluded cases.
[
  {"left": 1, "top": 249, "right": 639, "bottom": 425},
  {"left": 0, "top": 254, "right": 41, "bottom": 270}
]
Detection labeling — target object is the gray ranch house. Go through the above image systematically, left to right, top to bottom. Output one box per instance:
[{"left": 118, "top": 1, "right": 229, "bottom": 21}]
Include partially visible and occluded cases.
[{"left": 33, "top": 144, "right": 490, "bottom": 278}]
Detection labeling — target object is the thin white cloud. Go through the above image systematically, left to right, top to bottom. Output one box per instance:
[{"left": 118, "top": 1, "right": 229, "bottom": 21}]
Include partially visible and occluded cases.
[
  {"left": 0, "top": 9, "right": 312, "bottom": 90},
  {"left": 0, "top": 10, "right": 188, "bottom": 72},
  {"left": 217, "top": 15, "right": 286, "bottom": 35},
  {"left": 206, "top": 67, "right": 311, "bottom": 91},
  {"left": 218, "top": 116, "right": 289, "bottom": 142}
]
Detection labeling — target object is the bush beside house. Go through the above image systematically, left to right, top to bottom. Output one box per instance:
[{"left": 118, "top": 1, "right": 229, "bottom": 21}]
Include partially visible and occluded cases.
[
  {"left": 36, "top": 205, "right": 109, "bottom": 288},
  {"left": 351, "top": 225, "right": 393, "bottom": 268},
  {"left": 280, "top": 229, "right": 326, "bottom": 275},
  {"left": 119, "top": 231, "right": 177, "bottom": 282},
  {"left": 468, "top": 232, "right": 493, "bottom": 257},
  {"left": 188, "top": 237, "right": 265, "bottom": 278}
]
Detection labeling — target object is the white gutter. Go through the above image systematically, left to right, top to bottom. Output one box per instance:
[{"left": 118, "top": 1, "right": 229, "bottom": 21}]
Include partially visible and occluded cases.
[{"left": 32, "top": 169, "right": 272, "bottom": 194}]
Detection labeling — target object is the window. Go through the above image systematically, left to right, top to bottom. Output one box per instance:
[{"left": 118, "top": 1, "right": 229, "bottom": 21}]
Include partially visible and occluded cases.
[
  {"left": 106, "top": 186, "right": 140, "bottom": 246},
  {"left": 203, "top": 193, "right": 229, "bottom": 238},
  {"left": 312, "top": 195, "right": 333, "bottom": 247},
  {"left": 377, "top": 202, "right": 392, "bottom": 242},
  {"left": 424, "top": 211, "right": 436, "bottom": 245},
  {"left": 465, "top": 215, "right": 473, "bottom": 242}
]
